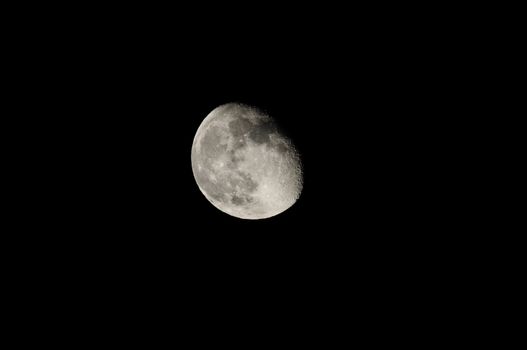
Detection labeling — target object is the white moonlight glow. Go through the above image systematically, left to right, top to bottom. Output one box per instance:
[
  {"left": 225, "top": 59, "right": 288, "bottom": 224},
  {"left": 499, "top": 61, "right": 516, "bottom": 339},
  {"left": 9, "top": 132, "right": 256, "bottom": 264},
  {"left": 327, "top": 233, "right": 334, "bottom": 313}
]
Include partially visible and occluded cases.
[{"left": 191, "top": 103, "right": 303, "bottom": 219}]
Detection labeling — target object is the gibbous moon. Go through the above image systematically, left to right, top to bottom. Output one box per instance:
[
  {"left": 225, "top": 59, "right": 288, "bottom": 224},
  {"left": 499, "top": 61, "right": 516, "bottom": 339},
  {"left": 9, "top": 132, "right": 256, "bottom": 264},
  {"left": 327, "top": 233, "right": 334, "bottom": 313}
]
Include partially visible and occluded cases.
[{"left": 191, "top": 103, "right": 303, "bottom": 219}]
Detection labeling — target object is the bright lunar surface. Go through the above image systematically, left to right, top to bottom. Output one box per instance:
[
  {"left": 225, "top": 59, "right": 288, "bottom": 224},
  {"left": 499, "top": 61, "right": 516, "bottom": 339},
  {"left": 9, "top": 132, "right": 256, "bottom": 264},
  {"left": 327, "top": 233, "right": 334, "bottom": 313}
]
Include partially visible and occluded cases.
[{"left": 191, "top": 103, "right": 303, "bottom": 219}]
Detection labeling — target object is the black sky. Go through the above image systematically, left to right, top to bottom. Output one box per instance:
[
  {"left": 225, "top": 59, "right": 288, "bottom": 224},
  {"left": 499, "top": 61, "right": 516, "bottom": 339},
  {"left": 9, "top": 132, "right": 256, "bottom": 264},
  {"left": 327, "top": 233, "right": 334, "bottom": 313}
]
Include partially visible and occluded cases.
[
  {"left": 19, "top": 6, "right": 459, "bottom": 334},
  {"left": 56, "top": 32, "right": 440, "bottom": 282}
]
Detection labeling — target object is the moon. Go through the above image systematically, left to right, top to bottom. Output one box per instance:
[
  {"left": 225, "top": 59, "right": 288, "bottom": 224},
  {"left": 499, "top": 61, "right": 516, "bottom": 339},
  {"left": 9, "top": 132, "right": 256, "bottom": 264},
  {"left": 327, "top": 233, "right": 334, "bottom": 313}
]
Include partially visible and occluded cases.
[{"left": 191, "top": 103, "right": 303, "bottom": 219}]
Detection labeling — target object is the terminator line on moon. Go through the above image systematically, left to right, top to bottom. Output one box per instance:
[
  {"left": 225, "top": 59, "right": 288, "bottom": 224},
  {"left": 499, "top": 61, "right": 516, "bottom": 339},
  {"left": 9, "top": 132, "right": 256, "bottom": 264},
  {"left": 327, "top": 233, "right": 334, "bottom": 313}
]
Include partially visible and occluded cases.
[{"left": 191, "top": 103, "right": 303, "bottom": 219}]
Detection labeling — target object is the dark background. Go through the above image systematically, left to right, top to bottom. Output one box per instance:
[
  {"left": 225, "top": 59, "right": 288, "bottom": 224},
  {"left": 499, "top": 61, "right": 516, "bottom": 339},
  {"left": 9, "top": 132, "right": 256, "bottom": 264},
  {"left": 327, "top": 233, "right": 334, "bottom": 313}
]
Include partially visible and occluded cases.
[{"left": 13, "top": 5, "right": 462, "bottom": 336}]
